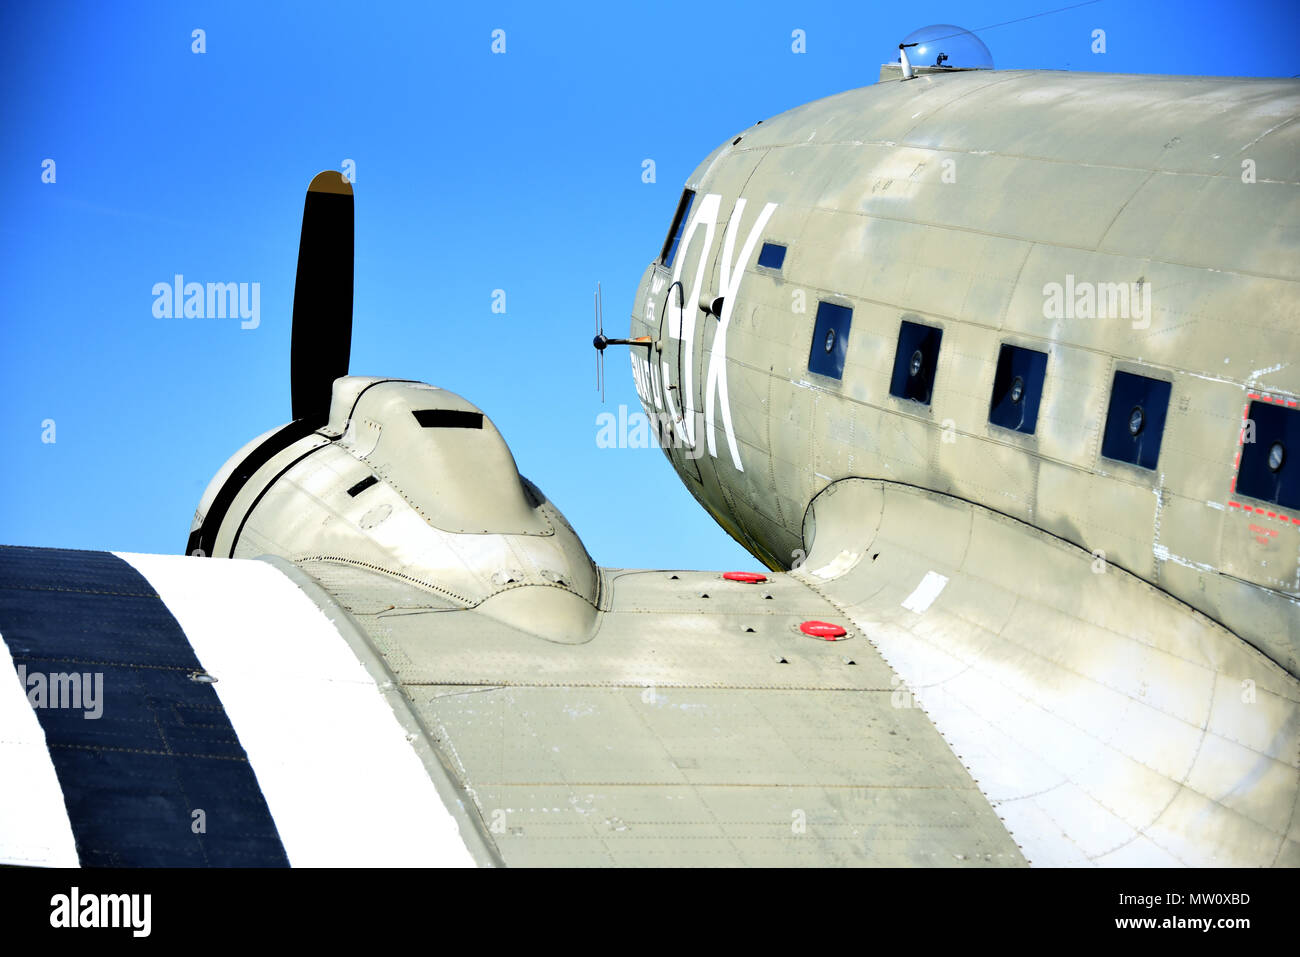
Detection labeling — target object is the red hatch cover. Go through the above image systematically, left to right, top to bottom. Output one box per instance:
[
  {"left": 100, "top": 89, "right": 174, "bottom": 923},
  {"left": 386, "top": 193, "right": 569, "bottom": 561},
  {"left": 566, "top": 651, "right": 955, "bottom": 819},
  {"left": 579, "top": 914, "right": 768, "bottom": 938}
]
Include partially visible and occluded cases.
[
  {"left": 723, "top": 571, "right": 767, "bottom": 584},
  {"left": 800, "top": 620, "right": 848, "bottom": 640}
]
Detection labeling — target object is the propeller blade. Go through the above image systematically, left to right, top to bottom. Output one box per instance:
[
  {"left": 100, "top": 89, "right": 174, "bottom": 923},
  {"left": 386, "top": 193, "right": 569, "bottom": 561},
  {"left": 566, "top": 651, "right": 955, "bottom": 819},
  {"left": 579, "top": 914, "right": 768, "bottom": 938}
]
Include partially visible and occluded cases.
[{"left": 290, "top": 171, "right": 354, "bottom": 424}]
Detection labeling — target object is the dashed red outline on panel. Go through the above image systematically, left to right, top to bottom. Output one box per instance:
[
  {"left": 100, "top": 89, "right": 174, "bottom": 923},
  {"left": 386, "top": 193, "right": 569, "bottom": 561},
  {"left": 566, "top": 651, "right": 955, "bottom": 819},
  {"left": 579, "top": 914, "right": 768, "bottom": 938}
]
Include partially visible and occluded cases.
[{"left": 1227, "top": 392, "right": 1300, "bottom": 526}]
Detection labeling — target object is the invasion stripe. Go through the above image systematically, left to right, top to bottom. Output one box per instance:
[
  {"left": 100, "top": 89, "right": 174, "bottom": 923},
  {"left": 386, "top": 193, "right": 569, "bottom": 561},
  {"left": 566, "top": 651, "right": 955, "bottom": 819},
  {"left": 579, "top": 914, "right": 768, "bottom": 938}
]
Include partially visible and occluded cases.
[
  {"left": 0, "top": 546, "right": 289, "bottom": 866},
  {"left": 117, "top": 552, "right": 476, "bottom": 867},
  {"left": 0, "top": 632, "right": 79, "bottom": 866}
]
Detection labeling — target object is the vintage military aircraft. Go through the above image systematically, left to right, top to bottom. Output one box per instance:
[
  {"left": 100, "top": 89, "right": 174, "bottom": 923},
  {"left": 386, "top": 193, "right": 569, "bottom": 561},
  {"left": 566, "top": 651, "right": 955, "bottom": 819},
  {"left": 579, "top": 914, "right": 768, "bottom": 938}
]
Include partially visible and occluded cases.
[{"left": 2, "top": 26, "right": 1297, "bottom": 867}]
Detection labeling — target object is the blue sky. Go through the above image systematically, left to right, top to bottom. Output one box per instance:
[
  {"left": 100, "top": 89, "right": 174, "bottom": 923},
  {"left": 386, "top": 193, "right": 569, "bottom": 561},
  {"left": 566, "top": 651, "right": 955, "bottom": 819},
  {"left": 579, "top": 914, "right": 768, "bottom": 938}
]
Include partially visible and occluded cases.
[{"left": 2, "top": 0, "right": 1297, "bottom": 571}]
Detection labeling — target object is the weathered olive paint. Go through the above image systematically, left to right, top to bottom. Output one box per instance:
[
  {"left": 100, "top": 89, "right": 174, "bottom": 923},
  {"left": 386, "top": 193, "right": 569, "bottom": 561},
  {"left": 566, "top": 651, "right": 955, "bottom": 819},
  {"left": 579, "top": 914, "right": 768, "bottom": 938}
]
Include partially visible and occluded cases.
[
  {"left": 185, "top": 68, "right": 1300, "bottom": 867},
  {"left": 630, "top": 69, "right": 1300, "bottom": 673}
]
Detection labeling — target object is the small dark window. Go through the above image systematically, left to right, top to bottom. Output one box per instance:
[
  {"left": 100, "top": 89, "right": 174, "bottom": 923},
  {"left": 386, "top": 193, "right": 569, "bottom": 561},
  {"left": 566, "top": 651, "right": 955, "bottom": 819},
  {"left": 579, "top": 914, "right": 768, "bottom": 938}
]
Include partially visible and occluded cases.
[
  {"left": 659, "top": 189, "right": 695, "bottom": 268},
  {"left": 757, "top": 242, "right": 787, "bottom": 270},
  {"left": 808, "top": 302, "right": 852, "bottom": 380},
  {"left": 890, "top": 320, "right": 943, "bottom": 405},
  {"left": 989, "top": 344, "right": 1048, "bottom": 434},
  {"left": 1101, "top": 371, "right": 1171, "bottom": 470},
  {"left": 1236, "top": 401, "right": 1300, "bottom": 509},
  {"left": 412, "top": 409, "right": 484, "bottom": 429}
]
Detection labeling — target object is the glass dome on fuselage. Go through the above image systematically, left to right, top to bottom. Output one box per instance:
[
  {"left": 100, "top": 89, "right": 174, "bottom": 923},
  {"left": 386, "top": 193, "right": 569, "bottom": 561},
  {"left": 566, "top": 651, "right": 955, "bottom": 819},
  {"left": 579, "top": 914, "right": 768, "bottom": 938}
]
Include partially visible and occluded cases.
[{"left": 900, "top": 24, "right": 994, "bottom": 70}]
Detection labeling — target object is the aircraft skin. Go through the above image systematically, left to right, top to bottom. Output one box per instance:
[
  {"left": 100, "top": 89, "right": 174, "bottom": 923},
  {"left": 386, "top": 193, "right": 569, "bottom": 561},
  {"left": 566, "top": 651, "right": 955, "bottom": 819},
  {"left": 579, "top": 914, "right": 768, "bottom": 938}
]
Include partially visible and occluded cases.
[
  {"left": 2, "top": 59, "right": 1299, "bottom": 868},
  {"left": 628, "top": 66, "right": 1300, "bottom": 674}
]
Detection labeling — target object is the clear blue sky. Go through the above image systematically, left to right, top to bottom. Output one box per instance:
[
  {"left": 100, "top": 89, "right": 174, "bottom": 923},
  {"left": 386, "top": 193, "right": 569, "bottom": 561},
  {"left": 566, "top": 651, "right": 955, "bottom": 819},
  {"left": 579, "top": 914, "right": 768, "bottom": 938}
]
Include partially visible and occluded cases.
[{"left": 2, "top": 0, "right": 1296, "bottom": 570}]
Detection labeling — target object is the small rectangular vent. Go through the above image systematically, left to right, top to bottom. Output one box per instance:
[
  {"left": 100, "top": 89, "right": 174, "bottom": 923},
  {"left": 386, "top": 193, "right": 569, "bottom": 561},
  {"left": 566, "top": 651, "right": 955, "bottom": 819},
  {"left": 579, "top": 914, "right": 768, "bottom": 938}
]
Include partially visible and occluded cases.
[
  {"left": 412, "top": 410, "right": 484, "bottom": 429},
  {"left": 346, "top": 475, "right": 379, "bottom": 497}
]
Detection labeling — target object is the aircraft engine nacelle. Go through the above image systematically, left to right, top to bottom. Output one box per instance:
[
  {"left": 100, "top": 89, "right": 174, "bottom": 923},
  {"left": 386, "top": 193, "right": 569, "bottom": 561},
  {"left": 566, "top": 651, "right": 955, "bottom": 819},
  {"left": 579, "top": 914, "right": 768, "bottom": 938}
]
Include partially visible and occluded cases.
[{"left": 188, "top": 377, "right": 599, "bottom": 644}]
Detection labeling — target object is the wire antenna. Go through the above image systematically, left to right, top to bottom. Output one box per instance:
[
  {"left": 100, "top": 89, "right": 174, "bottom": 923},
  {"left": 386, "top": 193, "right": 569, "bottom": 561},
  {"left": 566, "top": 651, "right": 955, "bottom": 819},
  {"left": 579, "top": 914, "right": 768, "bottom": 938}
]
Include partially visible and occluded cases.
[{"left": 923, "top": 0, "right": 1102, "bottom": 45}]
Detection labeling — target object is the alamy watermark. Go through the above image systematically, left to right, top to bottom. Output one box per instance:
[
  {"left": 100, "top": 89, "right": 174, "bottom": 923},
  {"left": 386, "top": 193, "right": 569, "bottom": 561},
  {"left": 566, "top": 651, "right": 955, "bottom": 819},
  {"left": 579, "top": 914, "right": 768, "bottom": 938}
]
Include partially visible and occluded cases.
[
  {"left": 1043, "top": 273, "right": 1151, "bottom": 329},
  {"left": 152, "top": 274, "right": 260, "bottom": 330},
  {"left": 596, "top": 404, "right": 706, "bottom": 457},
  {"left": 15, "top": 665, "right": 103, "bottom": 719},
  {"left": 50, "top": 887, "right": 150, "bottom": 936}
]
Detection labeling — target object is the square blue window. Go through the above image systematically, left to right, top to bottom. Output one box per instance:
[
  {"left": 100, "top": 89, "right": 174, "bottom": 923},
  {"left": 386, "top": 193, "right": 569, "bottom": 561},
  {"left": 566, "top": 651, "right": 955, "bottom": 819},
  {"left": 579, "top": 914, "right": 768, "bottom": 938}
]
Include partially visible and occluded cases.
[
  {"left": 757, "top": 242, "right": 786, "bottom": 269},
  {"left": 808, "top": 302, "right": 852, "bottom": 380},
  {"left": 890, "top": 320, "right": 943, "bottom": 405},
  {"left": 988, "top": 344, "right": 1048, "bottom": 435},
  {"left": 1101, "top": 370, "right": 1171, "bottom": 470},
  {"left": 1236, "top": 401, "right": 1300, "bottom": 510}
]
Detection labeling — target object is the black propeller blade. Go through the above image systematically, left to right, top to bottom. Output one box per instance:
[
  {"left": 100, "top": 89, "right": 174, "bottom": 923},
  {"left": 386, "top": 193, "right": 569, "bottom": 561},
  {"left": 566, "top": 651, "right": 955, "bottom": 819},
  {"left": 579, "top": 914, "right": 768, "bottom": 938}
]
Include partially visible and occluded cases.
[{"left": 290, "top": 171, "right": 354, "bottom": 424}]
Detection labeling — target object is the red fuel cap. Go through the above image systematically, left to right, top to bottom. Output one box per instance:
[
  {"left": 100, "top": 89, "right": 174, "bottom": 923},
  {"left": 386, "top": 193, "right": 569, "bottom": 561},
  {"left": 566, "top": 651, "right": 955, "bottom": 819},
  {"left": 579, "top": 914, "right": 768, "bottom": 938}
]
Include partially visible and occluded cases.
[
  {"left": 723, "top": 571, "right": 768, "bottom": 584},
  {"left": 800, "top": 620, "right": 848, "bottom": 640}
]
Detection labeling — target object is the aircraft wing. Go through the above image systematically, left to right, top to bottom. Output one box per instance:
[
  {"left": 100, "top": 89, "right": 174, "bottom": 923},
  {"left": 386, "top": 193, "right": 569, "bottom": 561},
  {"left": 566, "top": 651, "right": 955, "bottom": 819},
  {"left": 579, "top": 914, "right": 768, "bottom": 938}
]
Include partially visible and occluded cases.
[
  {"left": 8, "top": 478, "right": 1293, "bottom": 868},
  {"left": 301, "top": 479, "right": 1299, "bottom": 868},
  {"left": 0, "top": 546, "right": 483, "bottom": 867},
  {"left": 294, "top": 552, "right": 1025, "bottom": 867}
]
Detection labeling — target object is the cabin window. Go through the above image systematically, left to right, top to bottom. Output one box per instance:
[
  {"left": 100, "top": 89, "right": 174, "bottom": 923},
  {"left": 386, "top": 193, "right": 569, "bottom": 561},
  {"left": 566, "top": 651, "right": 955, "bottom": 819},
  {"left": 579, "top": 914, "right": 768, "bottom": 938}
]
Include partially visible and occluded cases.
[
  {"left": 659, "top": 189, "right": 695, "bottom": 268},
  {"left": 757, "top": 242, "right": 787, "bottom": 270},
  {"left": 808, "top": 302, "right": 852, "bottom": 380},
  {"left": 890, "top": 320, "right": 942, "bottom": 405},
  {"left": 989, "top": 344, "right": 1048, "bottom": 435},
  {"left": 1101, "top": 370, "right": 1171, "bottom": 470},
  {"left": 1236, "top": 401, "right": 1299, "bottom": 509}
]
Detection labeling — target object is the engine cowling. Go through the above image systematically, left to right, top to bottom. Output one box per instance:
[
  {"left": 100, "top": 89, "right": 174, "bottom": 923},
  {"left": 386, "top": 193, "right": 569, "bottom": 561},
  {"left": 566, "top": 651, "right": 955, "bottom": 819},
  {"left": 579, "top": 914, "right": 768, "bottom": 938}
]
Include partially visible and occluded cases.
[{"left": 189, "top": 376, "right": 599, "bottom": 644}]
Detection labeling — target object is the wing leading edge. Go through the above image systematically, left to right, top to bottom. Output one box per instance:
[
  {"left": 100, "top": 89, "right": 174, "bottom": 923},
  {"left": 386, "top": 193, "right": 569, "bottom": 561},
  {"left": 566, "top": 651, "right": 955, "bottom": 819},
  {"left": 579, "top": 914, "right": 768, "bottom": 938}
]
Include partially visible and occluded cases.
[{"left": 0, "top": 546, "right": 481, "bottom": 867}]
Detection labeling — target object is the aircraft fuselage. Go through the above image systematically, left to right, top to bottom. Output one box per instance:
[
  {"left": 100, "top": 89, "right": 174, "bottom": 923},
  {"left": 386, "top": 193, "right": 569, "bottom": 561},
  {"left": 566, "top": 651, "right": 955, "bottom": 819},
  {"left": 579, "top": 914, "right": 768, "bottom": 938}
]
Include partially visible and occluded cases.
[{"left": 629, "top": 68, "right": 1300, "bottom": 673}]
